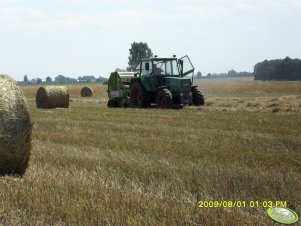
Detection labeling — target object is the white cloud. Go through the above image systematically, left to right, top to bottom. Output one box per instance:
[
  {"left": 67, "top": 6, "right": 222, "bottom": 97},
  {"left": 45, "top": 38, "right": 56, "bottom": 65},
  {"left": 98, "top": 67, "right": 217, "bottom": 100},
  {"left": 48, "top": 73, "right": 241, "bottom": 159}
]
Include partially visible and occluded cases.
[
  {"left": 234, "top": 0, "right": 301, "bottom": 14},
  {"left": 235, "top": 2, "right": 263, "bottom": 14},
  {"left": 172, "top": 5, "right": 231, "bottom": 21},
  {"left": 0, "top": 7, "right": 164, "bottom": 32}
]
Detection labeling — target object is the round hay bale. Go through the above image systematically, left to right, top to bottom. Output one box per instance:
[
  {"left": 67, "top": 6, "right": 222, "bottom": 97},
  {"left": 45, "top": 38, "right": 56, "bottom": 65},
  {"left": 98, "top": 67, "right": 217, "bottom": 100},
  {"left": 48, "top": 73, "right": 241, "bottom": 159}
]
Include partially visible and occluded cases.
[
  {"left": 0, "top": 74, "right": 32, "bottom": 175},
  {"left": 36, "top": 86, "right": 69, "bottom": 108},
  {"left": 81, "top": 87, "right": 93, "bottom": 97}
]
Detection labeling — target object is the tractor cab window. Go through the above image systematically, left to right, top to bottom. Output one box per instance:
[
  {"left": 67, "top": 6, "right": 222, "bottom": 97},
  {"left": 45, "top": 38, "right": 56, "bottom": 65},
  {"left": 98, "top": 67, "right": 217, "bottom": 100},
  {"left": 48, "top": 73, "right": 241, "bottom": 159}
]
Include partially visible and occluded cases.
[
  {"left": 178, "top": 55, "right": 194, "bottom": 76},
  {"left": 153, "top": 60, "right": 179, "bottom": 76},
  {"left": 171, "top": 60, "right": 179, "bottom": 75},
  {"left": 141, "top": 61, "right": 152, "bottom": 76},
  {"left": 153, "top": 61, "right": 165, "bottom": 75},
  {"left": 166, "top": 61, "right": 172, "bottom": 75}
]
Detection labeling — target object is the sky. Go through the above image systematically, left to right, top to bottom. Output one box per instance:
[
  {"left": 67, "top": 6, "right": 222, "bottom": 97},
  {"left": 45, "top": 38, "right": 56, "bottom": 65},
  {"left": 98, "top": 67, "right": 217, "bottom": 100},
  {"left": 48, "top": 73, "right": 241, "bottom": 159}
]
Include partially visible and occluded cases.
[{"left": 0, "top": 0, "right": 300, "bottom": 81}]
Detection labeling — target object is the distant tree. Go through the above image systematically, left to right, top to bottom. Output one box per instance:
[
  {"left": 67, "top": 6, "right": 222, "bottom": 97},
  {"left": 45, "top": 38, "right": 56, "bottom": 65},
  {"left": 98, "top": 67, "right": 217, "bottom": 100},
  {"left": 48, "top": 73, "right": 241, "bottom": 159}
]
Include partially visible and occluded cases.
[
  {"left": 128, "top": 42, "right": 153, "bottom": 70},
  {"left": 228, "top": 70, "right": 237, "bottom": 77},
  {"left": 196, "top": 71, "right": 202, "bottom": 79},
  {"left": 198, "top": 71, "right": 252, "bottom": 79},
  {"left": 238, "top": 71, "right": 253, "bottom": 77},
  {"left": 23, "top": 75, "right": 28, "bottom": 83},
  {"left": 55, "top": 75, "right": 66, "bottom": 83},
  {"left": 78, "top": 75, "right": 96, "bottom": 83},
  {"left": 46, "top": 76, "right": 52, "bottom": 83},
  {"left": 96, "top": 76, "right": 107, "bottom": 83},
  {"left": 65, "top": 77, "right": 77, "bottom": 84},
  {"left": 30, "top": 78, "right": 37, "bottom": 84},
  {"left": 36, "top": 78, "right": 42, "bottom": 84}
]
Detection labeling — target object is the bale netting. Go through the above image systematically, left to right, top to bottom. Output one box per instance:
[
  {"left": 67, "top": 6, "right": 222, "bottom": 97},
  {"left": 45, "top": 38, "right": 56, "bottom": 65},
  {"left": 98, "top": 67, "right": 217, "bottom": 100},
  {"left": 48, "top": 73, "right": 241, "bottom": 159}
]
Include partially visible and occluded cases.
[
  {"left": 0, "top": 74, "right": 32, "bottom": 175},
  {"left": 36, "top": 86, "right": 69, "bottom": 108},
  {"left": 81, "top": 87, "right": 93, "bottom": 97}
]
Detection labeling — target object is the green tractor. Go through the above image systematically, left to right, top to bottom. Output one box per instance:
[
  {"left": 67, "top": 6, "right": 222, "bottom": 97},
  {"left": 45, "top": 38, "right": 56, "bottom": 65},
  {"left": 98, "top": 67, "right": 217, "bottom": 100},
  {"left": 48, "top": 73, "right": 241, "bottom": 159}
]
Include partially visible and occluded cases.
[{"left": 107, "top": 55, "right": 204, "bottom": 108}]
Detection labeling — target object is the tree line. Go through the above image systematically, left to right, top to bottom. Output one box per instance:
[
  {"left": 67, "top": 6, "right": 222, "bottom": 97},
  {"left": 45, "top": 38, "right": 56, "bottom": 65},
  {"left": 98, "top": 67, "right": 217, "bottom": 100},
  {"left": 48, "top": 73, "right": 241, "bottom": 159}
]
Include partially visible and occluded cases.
[
  {"left": 254, "top": 57, "right": 301, "bottom": 81},
  {"left": 196, "top": 70, "right": 253, "bottom": 79},
  {"left": 22, "top": 74, "right": 107, "bottom": 84}
]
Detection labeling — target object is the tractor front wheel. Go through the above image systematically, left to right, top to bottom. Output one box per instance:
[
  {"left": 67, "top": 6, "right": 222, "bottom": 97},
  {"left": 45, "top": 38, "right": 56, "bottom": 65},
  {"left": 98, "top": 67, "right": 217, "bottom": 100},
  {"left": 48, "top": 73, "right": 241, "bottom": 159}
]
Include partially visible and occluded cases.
[
  {"left": 130, "top": 82, "right": 149, "bottom": 108},
  {"left": 192, "top": 87, "right": 205, "bottom": 106},
  {"left": 156, "top": 89, "right": 173, "bottom": 108}
]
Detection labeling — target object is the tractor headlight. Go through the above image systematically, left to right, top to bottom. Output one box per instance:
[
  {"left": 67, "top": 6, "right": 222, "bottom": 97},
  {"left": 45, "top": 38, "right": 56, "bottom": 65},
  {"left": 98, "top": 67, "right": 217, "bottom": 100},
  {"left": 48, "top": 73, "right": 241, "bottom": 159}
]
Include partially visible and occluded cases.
[
  {"left": 189, "top": 92, "right": 192, "bottom": 96},
  {"left": 180, "top": 93, "right": 183, "bottom": 96}
]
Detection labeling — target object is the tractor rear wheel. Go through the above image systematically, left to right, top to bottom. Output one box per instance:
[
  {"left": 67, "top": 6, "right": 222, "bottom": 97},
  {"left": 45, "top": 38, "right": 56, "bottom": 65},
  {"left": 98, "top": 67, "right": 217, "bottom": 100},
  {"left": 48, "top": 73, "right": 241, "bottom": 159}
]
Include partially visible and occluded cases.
[
  {"left": 130, "top": 82, "right": 149, "bottom": 108},
  {"left": 192, "top": 87, "right": 205, "bottom": 106},
  {"left": 156, "top": 88, "right": 173, "bottom": 108}
]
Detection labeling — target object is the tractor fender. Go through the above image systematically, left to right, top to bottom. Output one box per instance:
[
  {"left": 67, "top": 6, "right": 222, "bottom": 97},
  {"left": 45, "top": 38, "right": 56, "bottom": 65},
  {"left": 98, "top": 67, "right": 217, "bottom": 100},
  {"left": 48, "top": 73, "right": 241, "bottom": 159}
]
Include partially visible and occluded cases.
[{"left": 191, "top": 85, "right": 198, "bottom": 89}]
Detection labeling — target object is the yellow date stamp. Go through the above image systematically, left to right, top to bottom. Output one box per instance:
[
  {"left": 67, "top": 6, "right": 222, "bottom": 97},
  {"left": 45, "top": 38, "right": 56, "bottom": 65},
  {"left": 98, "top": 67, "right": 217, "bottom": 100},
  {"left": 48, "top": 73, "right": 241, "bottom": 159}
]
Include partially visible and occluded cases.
[{"left": 198, "top": 200, "right": 287, "bottom": 208}]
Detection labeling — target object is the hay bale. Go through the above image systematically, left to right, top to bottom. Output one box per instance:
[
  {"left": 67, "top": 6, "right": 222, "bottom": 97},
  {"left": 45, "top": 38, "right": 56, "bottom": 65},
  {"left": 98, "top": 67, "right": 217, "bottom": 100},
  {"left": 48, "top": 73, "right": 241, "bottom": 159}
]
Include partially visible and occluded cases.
[
  {"left": 0, "top": 74, "right": 32, "bottom": 175},
  {"left": 36, "top": 86, "right": 69, "bottom": 108},
  {"left": 81, "top": 87, "right": 93, "bottom": 97}
]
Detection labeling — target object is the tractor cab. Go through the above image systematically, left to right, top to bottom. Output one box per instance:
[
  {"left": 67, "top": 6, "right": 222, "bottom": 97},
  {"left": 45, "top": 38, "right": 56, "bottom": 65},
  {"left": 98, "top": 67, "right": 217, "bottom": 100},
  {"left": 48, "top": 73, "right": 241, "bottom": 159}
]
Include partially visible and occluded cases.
[{"left": 136, "top": 55, "right": 194, "bottom": 78}]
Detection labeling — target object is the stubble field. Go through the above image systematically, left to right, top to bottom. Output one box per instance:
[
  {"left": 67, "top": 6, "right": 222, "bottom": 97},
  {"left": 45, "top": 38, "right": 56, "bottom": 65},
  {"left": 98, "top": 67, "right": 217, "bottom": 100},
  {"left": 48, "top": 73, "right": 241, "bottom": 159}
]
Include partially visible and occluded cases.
[{"left": 1, "top": 77, "right": 301, "bottom": 225}]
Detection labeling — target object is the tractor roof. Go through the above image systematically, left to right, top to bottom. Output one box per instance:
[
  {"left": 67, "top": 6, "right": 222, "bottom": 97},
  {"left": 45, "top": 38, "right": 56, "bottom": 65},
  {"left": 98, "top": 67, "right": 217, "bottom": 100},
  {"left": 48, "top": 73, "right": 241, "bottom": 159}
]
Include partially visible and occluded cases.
[{"left": 140, "top": 57, "right": 177, "bottom": 61}]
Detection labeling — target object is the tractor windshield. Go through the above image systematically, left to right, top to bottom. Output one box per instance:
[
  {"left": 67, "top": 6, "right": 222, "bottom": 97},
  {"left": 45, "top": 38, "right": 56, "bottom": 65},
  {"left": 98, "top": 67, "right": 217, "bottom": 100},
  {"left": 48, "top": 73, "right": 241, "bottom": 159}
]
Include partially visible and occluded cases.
[{"left": 153, "top": 59, "right": 179, "bottom": 76}]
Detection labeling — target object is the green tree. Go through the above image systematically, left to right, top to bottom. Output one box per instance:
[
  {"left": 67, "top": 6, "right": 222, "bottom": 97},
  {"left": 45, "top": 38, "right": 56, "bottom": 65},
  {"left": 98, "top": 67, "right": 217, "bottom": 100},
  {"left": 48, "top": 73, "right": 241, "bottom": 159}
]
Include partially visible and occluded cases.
[
  {"left": 128, "top": 42, "right": 153, "bottom": 70},
  {"left": 228, "top": 69, "right": 237, "bottom": 77},
  {"left": 196, "top": 71, "right": 202, "bottom": 79},
  {"left": 23, "top": 75, "right": 28, "bottom": 83},
  {"left": 55, "top": 75, "right": 66, "bottom": 83},
  {"left": 46, "top": 76, "right": 52, "bottom": 83},
  {"left": 36, "top": 78, "right": 42, "bottom": 84}
]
